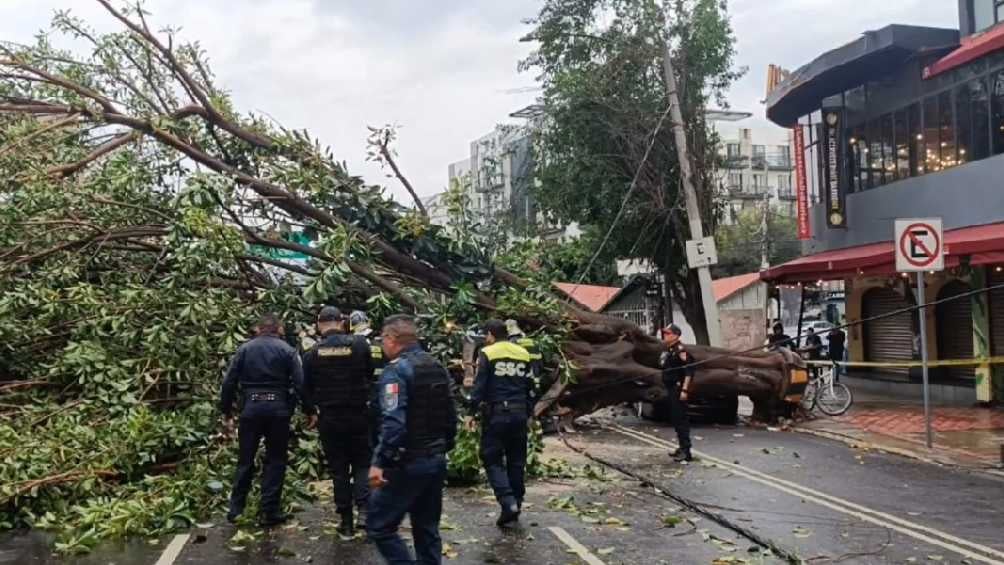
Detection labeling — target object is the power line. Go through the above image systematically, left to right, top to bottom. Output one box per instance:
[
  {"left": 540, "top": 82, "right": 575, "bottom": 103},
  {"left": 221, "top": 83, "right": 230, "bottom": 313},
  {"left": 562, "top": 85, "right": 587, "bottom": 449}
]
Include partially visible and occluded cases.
[{"left": 571, "top": 102, "right": 674, "bottom": 290}]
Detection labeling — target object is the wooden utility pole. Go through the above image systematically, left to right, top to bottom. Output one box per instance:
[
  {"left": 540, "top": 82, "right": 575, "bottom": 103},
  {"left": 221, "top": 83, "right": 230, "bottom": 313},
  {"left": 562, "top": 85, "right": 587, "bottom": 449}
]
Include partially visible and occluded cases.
[{"left": 660, "top": 33, "right": 723, "bottom": 346}]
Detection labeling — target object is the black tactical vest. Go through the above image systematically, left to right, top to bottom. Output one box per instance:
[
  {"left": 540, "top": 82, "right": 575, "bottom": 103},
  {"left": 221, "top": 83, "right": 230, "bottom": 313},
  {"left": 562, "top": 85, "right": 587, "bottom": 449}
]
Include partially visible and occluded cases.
[
  {"left": 311, "top": 334, "right": 370, "bottom": 410},
  {"left": 404, "top": 353, "right": 453, "bottom": 452}
]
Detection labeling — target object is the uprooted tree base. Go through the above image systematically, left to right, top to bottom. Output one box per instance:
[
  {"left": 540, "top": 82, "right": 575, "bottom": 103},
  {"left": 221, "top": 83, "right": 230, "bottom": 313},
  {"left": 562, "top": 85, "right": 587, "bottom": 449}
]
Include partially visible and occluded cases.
[{"left": 0, "top": 1, "right": 786, "bottom": 553}]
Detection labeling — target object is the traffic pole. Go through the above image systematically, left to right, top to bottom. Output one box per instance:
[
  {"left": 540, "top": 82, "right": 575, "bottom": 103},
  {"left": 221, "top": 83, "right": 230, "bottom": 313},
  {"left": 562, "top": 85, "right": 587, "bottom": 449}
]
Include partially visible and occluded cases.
[{"left": 917, "top": 272, "right": 933, "bottom": 448}]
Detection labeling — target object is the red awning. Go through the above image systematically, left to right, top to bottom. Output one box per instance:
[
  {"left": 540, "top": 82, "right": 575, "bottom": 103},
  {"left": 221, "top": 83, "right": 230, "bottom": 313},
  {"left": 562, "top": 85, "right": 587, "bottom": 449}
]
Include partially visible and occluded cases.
[
  {"left": 924, "top": 24, "right": 1004, "bottom": 79},
  {"left": 761, "top": 222, "right": 1004, "bottom": 283}
]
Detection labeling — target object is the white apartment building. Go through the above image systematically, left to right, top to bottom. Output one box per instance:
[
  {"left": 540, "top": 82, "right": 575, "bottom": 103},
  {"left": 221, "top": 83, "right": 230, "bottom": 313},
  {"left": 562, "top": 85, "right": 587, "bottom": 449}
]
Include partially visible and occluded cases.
[{"left": 717, "top": 127, "right": 797, "bottom": 224}]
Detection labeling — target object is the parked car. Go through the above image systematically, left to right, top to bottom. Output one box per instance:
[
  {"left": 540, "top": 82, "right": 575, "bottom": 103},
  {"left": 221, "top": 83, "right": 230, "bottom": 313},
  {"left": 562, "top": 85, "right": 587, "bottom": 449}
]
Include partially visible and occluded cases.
[{"left": 784, "top": 320, "right": 835, "bottom": 350}]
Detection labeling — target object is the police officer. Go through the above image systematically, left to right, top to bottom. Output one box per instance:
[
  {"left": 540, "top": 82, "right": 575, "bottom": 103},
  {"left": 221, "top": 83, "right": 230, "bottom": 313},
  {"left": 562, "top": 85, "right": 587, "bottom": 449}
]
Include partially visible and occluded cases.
[
  {"left": 302, "top": 306, "right": 373, "bottom": 538},
  {"left": 350, "top": 310, "right": 386, "bottom": 449},
  {"left": 220, "top": 313, "right": 315, "bottom": 527},
  {"left": 367, "top": 315, "right": 457, "bottom": 565},
  {"left": 468, "top": 319, "right": 533, "bottom": 527},
  {"left": 505, "top": 319, "right": 543, "bottom": 382},
  {"left": 660, "top": 324, "right": 694, "bottom": 463}
]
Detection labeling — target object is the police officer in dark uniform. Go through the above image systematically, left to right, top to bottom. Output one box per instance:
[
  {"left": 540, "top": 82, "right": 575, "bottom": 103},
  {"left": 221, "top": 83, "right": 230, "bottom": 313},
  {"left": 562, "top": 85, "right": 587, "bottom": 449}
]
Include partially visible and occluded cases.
[
  {"left": 302, "top": 306, "right": 373, "bottom": 538},
  {"left": 350, "top": 310, "right": 386, "bottom": 450},
  {"left": 220, "top": 313, "right": 315, "bottom": 527},
  {"left": 367, "top": 315, "right": 457, "bottom": 565},
  {"left": 468, "top": 319, "right": 533, "bottom": 527},
  {"left": 660, "top": 324, "right": 694, "bottom": 463}
]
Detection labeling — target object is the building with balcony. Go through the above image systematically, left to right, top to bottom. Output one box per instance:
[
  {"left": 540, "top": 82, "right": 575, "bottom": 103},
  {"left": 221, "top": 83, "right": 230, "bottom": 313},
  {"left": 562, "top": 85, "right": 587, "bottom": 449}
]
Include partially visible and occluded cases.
[
  {"left": 761, "top": 1, "right": 1004, "bottom": 404},
  {"left": 437, "top": 107, "right": 581, "bottom": 243},
  {"left": 718, "top": 127, "right": 797, "bottom": 224}
]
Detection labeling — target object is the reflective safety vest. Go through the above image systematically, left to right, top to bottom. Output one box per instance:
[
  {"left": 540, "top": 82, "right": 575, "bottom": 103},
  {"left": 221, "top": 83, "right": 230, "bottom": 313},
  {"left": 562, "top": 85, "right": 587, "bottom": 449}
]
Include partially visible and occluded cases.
[{"left": 481, "top": 341, "right": 532, "bottom": 404}]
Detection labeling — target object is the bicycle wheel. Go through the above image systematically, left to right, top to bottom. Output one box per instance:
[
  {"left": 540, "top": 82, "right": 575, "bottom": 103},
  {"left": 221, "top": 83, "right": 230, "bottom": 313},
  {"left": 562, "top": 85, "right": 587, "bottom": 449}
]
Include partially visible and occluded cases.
[{"left": 816, "top": 382, "right": 852, "bottom": 416}]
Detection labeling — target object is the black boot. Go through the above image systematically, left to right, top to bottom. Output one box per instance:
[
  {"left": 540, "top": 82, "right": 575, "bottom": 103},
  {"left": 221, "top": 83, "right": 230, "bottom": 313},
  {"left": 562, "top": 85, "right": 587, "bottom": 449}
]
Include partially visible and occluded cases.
[
  {"left": 671, "top": 448, "right": 693, "bottom": 463},
  {"left": 496, "top": 500, "right": 520, "bottom": 528},
  {"left": 338, "top": 511, "right": 355, "bottom": 540},
  {"left": 259, "top": 512, "right": 290, "bottom": 528}
]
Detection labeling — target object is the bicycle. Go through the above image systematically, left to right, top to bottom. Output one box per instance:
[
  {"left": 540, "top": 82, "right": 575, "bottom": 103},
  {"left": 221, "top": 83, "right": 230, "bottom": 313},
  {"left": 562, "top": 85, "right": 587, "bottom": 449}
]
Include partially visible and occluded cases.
[{"left": 800, "top": 361, "right": 853, "bottom": 416}]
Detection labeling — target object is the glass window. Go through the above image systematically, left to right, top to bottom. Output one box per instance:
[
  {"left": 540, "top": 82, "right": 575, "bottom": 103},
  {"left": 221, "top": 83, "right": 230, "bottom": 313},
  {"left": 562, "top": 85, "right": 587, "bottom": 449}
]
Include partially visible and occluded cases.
[
  {"left": 975, "top": 0, "right": 995, "bottom": 32},
  {"left": 992, "top": 70, "right": 1004, "bottom": 154},
  {"left": 956, "top": 77, "right": 991, "bottom": 164},
  {"left": 939, "top": 90, "right": 957, "bottom": 169},
  {"left": 923, "top": 96, "right": 941, "bottom": 172},
  {"left": 908, "top": 103, "right": 922, "bottom": 175},
  {"left": 894, "top": 109, "right": 910, "bottom": 180},
  {"left": 880, "top": 113, "right": 896, "bottom": 183},
  {"left": 867, "top": 118, "right": 884, "bottom": 187},
  {"left": 849, "top": 124, "right": 867, "bottom": 191},
  {"left": 727, "top": 143, "right": 740, "bottom": 159},
  {"left": 752, "top": 145, "right": 766, "bottom": 159},
  {"left": 728, "top": 172, "right": 741, "bottom": 188},
  {"left": 752, "top": 173, "right": 766, "bottom": 192}
]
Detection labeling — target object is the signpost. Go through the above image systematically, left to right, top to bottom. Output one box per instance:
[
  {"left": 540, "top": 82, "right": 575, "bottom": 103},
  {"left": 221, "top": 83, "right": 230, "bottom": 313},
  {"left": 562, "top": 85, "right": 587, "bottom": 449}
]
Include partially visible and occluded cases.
[{"left": 894, "top": 218, "right": 944, "bottom": 448}]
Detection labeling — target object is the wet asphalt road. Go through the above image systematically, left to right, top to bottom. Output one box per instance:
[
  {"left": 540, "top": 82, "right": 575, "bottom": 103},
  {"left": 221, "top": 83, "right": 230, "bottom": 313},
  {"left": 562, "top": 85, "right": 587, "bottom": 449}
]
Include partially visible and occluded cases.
[{"left": 3, "top": 414, "right": 1002, "bottom": 564}]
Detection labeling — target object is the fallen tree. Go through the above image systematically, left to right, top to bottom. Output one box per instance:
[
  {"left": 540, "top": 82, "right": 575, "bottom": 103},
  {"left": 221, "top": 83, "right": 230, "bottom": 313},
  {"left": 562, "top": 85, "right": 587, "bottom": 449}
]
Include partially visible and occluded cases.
[{"left": 0, "top": 0, "right": 776, "bottom": 552}]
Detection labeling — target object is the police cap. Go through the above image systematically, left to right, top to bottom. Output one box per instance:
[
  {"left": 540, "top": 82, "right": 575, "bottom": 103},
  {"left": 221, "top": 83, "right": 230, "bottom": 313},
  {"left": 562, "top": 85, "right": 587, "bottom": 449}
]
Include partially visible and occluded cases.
[
  {"left": 317, "top": 306, "right": 343, "bottom": 323},
  {"left": 661, "top": 323, "right": 683, "bottom": 337}
]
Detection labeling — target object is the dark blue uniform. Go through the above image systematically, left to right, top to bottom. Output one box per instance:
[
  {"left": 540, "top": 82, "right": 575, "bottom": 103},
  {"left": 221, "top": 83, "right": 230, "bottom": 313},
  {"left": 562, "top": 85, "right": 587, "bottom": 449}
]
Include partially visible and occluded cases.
[
  {"left": 302, "top": 331, "right": 373, "bottom": 520},
  {"left": 219, "top": 333, "right": 311, "bottom": 521},
  {"left": 364, "top": 334, "right": 387, "bottom": 449},
  {"left": 470, "top": 341, "right": 533, "bottom": 513},
  {"left": 660, "top": 343, "right": 693, "bottom": 453},
  {"left": 367, "top": 344, "right": 457, "bottom": 565}
]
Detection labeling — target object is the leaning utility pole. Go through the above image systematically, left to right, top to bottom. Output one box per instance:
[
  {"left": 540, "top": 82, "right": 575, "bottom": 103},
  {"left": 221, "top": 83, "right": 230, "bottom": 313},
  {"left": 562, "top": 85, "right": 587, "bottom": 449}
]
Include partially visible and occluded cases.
[{"left": 660, "top": 33, "right": 723, "bottom": 346}]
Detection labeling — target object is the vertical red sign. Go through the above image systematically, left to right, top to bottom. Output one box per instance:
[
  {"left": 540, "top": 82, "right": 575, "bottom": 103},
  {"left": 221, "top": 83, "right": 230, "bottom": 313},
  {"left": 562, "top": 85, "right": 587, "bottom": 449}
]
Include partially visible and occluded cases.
[{"left": 793, "top": 125, "right": 810, "bottom": 240}]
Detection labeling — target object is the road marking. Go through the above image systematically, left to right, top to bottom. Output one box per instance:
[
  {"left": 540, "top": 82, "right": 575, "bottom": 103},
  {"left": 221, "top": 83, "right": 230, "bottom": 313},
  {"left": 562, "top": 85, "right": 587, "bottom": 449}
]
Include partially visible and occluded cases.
[
  {"left": 606, "top": 424, "right": 1004, "bottom": 565},
  {"left": 548, "top": 526, "right": 607, "bottom": 565},
  {"left": 154, "top": 534, "right": 190, "bottom": 565}
]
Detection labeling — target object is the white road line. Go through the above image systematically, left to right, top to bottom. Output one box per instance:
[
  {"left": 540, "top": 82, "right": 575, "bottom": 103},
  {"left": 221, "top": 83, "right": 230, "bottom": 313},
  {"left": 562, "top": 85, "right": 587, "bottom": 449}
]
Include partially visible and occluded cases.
[
  {"left": 606, "top": 424, "right": 1004, "bottom": 565},
  {"left": 548, "top": 526, "right": 607, "bottom": 565},
  {"left": 154, "top": 534, "right": 190, "bottom": 565}
]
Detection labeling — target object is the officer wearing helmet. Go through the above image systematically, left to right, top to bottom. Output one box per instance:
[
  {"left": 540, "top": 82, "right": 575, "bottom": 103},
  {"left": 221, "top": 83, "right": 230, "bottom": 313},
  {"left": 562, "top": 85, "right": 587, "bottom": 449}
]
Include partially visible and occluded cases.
[
  {"left": 302, "top": 306, "right": 374, "bottom": 538},
  {"left": 350, "top": 310, "right": 387, "bottom": 449},
  {"left": 505, "top": 319, "right": 542, "bottom": 383}
]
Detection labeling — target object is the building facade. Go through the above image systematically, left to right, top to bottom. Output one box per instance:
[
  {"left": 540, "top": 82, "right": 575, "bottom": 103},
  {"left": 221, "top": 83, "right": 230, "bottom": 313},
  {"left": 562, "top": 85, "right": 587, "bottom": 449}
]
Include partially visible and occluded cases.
[
  {"left": 762, "top": 2, "right": 1004, "bottom": 404},
  {"left": 717, "top": 127, "right": 797, "bottom": 224}
]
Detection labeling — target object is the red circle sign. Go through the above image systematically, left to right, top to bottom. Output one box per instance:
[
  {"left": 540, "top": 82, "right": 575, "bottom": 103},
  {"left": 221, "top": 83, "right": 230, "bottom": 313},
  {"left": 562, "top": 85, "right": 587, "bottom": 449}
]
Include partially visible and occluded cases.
[{"left": 898, "top": 222, "right": 941, "bottom": 268}]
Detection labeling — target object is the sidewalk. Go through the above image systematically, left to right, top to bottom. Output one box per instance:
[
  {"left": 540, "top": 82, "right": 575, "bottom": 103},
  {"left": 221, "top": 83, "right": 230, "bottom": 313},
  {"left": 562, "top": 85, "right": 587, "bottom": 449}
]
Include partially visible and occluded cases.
[{"left": 797, "top": 390, "right": 1004, "bottom": 474}]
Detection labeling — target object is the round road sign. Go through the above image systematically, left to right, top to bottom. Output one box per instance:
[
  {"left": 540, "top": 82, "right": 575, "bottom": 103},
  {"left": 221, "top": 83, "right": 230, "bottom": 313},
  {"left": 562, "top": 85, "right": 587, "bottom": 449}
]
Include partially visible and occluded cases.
[{"left": 898, "top": 221, "right": 941, "bottom": 269}]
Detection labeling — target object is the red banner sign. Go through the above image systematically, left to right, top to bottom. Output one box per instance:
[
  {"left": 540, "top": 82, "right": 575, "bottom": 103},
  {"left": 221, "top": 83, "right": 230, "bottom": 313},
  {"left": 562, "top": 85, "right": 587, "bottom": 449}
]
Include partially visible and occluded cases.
[{"left": 793, "top": 126, "right": 810, "bottom": 240}]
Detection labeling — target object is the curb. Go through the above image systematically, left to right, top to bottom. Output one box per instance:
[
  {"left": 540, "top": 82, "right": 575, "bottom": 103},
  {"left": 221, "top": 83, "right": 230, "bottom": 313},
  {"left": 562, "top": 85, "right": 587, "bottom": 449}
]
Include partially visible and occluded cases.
[{"left": 792, "top": 426, "right": 1004, "bottom": 480}]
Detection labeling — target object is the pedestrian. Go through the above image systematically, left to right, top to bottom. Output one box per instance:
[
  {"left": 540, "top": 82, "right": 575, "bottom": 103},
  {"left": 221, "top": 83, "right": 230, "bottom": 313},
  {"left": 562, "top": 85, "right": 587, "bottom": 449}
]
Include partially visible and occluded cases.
[
  {"left": 302, "top": 306, "right": 373, "bottom": 538},
  {"left": 350, "top": 310, "right": 386, "bottom": 450},
  {"left": 219, "top": 313, "right": 315, "bottom": 527},
  {"left": 367, "top": 315, "right": 457, "bottom": 565},
  {"left": 468, "top": 319, "right": 533, "bottom": 527},
  {"left": 767, "top": 322, "right": 792, "bottom": 351},
  {"left": 660, "top": 324, "right": 694, "bottom": 463},
  {"left": 827, "top": 326, "right": 846, "bottom": 382},
  {"left": 802, "top": 327, "right": 824, "bottom": 360}
]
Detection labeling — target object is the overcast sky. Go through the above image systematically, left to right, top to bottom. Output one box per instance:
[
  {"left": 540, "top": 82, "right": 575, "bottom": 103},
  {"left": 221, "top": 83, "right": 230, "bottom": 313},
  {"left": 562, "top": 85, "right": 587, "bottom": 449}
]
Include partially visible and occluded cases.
[{"left": 0, "top": 0, "right": 959, "bottom": 203}]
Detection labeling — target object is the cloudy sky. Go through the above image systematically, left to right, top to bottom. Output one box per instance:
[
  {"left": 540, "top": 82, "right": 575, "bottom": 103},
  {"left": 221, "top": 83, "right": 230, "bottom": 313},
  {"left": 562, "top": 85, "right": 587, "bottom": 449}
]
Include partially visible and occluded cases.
[{"left": 0, "top": 0, "right": 958, "bottom": 203}]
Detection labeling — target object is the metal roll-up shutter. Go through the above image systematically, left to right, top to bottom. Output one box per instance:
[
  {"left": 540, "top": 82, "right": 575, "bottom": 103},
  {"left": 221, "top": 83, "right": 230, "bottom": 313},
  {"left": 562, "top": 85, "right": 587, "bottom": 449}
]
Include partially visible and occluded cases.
[
  {"left": 991, "top": 269, "right": 1004, "bottom": 356},
  {"left": 936, "top": 281, "right": 974, "bottom": 381},
  {"left": 862, "top": 288, "right": 914, "bottom": 376}
]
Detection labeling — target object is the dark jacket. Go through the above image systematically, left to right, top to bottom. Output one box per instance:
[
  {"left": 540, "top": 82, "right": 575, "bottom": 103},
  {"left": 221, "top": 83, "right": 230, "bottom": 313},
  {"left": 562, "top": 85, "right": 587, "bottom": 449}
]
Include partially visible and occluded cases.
[
  {"left": 301, "top": 331, "right": 373, "bottom": 411},
  {"left": 219, "top": 334, "right": 312, "bottom": 417},
  {"left": 470, "top": 341, "right": 533, "bottom": 416},
  {"left": 660, "top": 342, "right": 695, "bottom": 387},
  {"left": 372, "top": 344, "right": 458, "bottom": 468}
]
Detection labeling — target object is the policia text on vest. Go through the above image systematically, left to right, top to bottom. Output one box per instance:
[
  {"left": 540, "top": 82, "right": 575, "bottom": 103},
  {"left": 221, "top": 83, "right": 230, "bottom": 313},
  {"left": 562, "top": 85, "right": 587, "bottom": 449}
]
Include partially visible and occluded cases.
[
  {"left": 302, "top": 306, "right": 375, "bottom": 537},
  {"left": 468, "top": 319, "right": 535, "bottom": 528}
]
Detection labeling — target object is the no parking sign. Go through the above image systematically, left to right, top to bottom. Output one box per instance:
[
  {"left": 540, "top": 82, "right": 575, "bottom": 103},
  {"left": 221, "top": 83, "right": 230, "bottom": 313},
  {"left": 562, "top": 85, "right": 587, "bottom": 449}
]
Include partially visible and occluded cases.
[{"left": 894, "top": 218, "right": 944, "bottom": 273}]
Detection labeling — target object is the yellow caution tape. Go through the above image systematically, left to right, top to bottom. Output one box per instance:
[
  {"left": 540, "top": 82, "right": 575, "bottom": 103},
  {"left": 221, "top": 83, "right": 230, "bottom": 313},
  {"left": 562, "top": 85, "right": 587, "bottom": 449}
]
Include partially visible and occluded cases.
[{"left": 805, "top": 356, "right": 1004, "bottom": 369}]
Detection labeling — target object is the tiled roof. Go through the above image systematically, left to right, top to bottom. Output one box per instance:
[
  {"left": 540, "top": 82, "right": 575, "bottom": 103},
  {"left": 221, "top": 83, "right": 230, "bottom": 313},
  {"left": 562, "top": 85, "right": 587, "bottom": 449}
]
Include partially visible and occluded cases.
[
  {"left": 712, "top": 272, "right": 762, "bottom": 302},
  {"left": 553, "top": 282, "right": 621, "bottom": 312}
]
